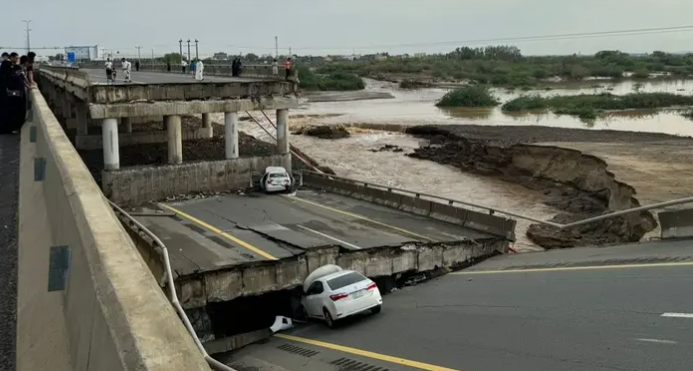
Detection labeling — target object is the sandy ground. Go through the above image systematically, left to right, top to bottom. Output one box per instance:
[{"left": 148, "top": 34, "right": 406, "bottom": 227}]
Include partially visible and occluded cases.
[{"left": 538, "top": 140, "right": 693, "bottom": 240}]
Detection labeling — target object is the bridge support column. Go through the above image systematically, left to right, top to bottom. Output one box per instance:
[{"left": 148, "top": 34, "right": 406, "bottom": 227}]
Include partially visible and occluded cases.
[
  {"left": 61, "top": 94, "right": 72, "bottom": 122},
  {"left": 75, "top": 102, "right": 89, "bottom": 136},
  {"left": 276, "top": 109, "right": 290, "bottom": 155},
  {"left": 224, "top": 112, "right": 239, "bottom": 159},
  {"left": 202, "top": 113, "right": 213, "bottom": 138},
  {"left": 166, "top": 115, "right": 183, "bottom": 164},
  {"left": 122, "top": 117, "right": 132, "bottom": 133},
  {"left": 102, "top": 118, "right": 120, "bottom": 171}
]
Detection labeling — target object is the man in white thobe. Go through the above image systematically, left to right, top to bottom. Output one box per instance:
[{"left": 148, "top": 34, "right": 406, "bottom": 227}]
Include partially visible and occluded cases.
[{"left": 195, "top": 59, "right": 204, "bottom": 81}]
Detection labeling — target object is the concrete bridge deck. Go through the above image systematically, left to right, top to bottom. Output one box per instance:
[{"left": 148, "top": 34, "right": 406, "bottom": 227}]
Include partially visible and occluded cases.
[{"left": 136, "top": 190, "right": 493, "bottom": 278}]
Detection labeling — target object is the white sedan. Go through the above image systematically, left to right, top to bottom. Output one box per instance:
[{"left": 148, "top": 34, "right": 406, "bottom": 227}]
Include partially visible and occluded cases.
[
  {"left": 260, "top": 166, "right": 293, "bottom": 194},
  {"left": 301, "top": 270, "right": 382, "bottom": 328}
]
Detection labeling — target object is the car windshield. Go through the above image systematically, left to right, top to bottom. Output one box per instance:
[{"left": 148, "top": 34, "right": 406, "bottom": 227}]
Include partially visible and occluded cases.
[
  {"left": 270, "top": 173, "right": 288, "bottom": 179},
  {"left": 326, "top": 272, "right": 367, "bottom": 290}
]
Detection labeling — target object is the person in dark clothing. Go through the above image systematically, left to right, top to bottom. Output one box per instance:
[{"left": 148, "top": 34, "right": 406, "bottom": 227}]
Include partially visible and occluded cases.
[
  {"left": 0, "top": 53, "right": 27, "bottom": 134},
  {"left": 236, "top": 57, "right": 243, "bottom": 77},
  {"left": 231, "top": 58, "right": 238, "bottom": 77},
  {"left": 135, "top": 60, "right": 140, "bottom": 71},
  {"left": 167, "top": 61, "right": 171, "bottom": 73}
]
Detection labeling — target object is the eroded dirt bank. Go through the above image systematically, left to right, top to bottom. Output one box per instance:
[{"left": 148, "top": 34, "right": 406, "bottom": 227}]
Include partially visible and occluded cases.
[{"left": 404, "top": 125, "right": 685, "bottom": 249}]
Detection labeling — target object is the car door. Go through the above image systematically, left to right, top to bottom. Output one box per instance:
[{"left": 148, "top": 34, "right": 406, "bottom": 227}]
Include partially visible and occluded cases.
[{"left": 304, "top": 281, "right": 325, "bottom": 317}]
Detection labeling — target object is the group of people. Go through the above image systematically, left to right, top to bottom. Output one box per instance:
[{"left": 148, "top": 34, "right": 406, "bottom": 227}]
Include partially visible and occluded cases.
[
  {"left": 0, "top": 51, "right": 35, "bottom": 134},
  {"left": 104, "top": 57, "right": 132, "bottom": 83}
]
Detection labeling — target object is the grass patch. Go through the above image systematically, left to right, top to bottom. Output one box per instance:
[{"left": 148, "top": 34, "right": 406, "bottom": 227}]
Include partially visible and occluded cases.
[
  {"left": 308, "top": 48, "right": 693, "bottom": 88},
  {"left": 298, "top": 65, "right": 365, "bottom": 91},
  {"left": 435, "top": 85, "right": 500, "bottom": 107},
  {"left": 502, "top": 92, "right": 693, "bottom": 119}
]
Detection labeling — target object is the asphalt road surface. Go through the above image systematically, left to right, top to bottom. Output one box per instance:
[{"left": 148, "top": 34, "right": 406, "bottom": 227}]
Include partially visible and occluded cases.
[
  {"left": 80, "top": 68, "right": 264, "bottom": 85},
  {"left": 0, "top": 133, "right": 19, "bottom": 371},
  {"left": 144, "top": 190, "right": 492, "bottom": 276},
  {"left": 230, "top": 242, "right": 693, "bottom": 371}
]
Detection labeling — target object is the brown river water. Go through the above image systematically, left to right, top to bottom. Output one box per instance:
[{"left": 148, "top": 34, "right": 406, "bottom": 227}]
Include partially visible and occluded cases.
[{"left": 213, "top": 78, "right": 693, "bottom": 251}]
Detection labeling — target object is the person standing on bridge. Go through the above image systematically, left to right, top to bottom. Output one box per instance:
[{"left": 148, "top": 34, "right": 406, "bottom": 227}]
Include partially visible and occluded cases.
[
  {"left": 284, "top": 57, "right": 292, "bottom": 80},
  {"left": 105, "top": 58, "right": 115, "bottom": 84},
  {"left": 121, "top": 58, "right": 132, "bottom": 83},
  {"left": 272, "top": 58, "right": 279, "bottom": 77},
  {"left": 181, "top": 59, "right": 187, "bottom": 74},
  {"left": 195, "top": 59, "right": 204, "bottom": 81},
  {"left": 135, "top": 60, "right": 140, "bottom": 72},
  {"left": 190, "top": 60, "right": 196, "bottom": 78}
]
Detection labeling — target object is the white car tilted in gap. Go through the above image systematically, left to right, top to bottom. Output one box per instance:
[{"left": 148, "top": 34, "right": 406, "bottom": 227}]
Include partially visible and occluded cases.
[
  {"left": 260, "top": 166, "right": 293, "bottom": 194},
  {"left": 301, "top": 268, "right": 383, "bottom": 328}
]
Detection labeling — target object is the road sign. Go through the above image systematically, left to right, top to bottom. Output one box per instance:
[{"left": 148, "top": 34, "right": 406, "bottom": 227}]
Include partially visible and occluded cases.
[{"left": 67, "top": 52, "right": 75, "bottom": 63}]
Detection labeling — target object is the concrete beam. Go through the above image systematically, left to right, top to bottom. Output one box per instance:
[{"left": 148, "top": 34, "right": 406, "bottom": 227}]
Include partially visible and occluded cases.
[
  {"left": 87, "top": 97, "right": 298, "bottom": 119},
  {"left": 75, "top": 102, "right": 89, "bottom": 136},
  {"left": 224, "top": 112, "right": 239, "bottom": 159},
  {"left": 201, "top": 113, "right": 213, "bottom": 139},
  {"left": 166, "top": 115, "right": 183, "bottom": 164},
  {"left": 121, "top": 117, "right": 132, "bottom": 133},
  {"left": 102, "top": 118, "right": 120, "bottom": 171}
]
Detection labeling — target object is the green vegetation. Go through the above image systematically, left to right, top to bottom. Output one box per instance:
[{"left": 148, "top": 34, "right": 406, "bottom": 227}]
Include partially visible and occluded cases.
[
  {"left": 312, "top": 48, "right": 693, "bottom": 88},
  {"left": 297, "top": 65, "right": 365, "bottom": 91},
  {"left": 435, "top": 85, "right": 500, "bottom": 107},
  {"left": 502, "top": 92, "right": 693, "bottom": 119}
]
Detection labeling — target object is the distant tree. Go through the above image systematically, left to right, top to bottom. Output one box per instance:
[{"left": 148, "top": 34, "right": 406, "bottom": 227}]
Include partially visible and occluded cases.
[
  {"left": 54, "top": 53, "right": 65, "bottom": 61},
  {"left": 162, "top": 53, "right": 182, "bottom": 64},
  {"left": 245, "top": 53, "right": 259, "bottom": 62}
]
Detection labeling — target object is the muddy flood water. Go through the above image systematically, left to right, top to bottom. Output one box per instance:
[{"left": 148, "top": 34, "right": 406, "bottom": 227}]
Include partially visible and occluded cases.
[{"left": 217, "top": 78, "right": 693, "bottom": 251}]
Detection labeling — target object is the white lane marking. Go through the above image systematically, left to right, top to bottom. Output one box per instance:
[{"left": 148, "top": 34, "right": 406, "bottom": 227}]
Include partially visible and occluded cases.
[
  {"left": 297, "top": 225, "right": 363, "bottom": 250},
  {"left": 661, "top": 313, "right": 693, "bottom": 318},
  {"left": 635, "top": 338, "right": 678, "bottom": 345}
]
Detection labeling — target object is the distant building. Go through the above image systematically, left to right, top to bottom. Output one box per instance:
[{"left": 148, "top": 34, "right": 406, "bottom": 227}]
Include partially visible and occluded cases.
[
  {"left": 212, "top": 52, "right": 229, "bottom": 60},
  {"left": 413, "top": 53, "right": 426, "bottom": 58},
  {"left": 374, "top": 54, "right": 388, "bottom": 61}
]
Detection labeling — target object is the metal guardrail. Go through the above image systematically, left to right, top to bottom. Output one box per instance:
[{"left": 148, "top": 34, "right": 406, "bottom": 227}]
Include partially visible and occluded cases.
[
  {"left": 301, "top": 171, "right": 693, "bottom": 229},
  {"left": 108, "top": 200, "right": 236, "bottom": 371}
]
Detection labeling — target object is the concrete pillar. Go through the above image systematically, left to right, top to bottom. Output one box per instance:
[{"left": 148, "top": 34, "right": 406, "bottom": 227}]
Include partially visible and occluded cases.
[
  {"left": 75, "top": 103, "right": 89, "bottom": 136},
  {"left": 276, "top": 109, "right": 290, "bottom": 155},
  {"left": 224, "top": 112, "right": 239, "bottom": 159},
  {"left": 202, "top": 113, "right": 213, "bottom": 139},
  {"left": 166, "top": 115, "right": 183, "bottom": 164},
  {"left": 122, "top": 117, "right": 132, "bottom": 133},
  {"left": 102, "top": 119, "right": 120, "bottom": 171}
]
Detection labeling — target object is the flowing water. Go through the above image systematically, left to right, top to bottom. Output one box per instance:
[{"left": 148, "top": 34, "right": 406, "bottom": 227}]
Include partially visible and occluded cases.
[{"left": 214, "top": 78, "right": 693, "bottom": 252}]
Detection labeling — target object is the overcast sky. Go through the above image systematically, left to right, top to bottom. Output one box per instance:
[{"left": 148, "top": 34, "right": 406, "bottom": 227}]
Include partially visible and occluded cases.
[{"left": 2, "top": 0, "right": 693, "bottom": 58}]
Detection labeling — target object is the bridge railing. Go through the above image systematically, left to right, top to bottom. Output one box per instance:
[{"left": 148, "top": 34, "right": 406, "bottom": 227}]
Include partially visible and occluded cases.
[
  {"left": 74, "top": 60, "right": 298, "bottom": 81},
  {"left": 25, "top": 87, "right": 212, "bottom": 370}
]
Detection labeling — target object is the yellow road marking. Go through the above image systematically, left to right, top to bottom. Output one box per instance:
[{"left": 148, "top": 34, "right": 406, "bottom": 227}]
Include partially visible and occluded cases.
[
  {"left": 286, "top": 196, "right": 437, "bottom": 242},
  {"left": 158, "top": 203, "right": 278, "bottom": 260},
  {"left": 453, "top": 261, "right": 693, "bottom": 275},
  {"left": 275, "top": 334, "right": 461, "bottom": 371}
]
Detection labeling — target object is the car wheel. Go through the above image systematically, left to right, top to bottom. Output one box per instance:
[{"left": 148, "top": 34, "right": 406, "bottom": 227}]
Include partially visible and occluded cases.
[
  {"left": 371, "top": 305, "right": 382, "bottom": 315},
  {"left": 323, "top": 309, "right": 336, "bottom": 328}
]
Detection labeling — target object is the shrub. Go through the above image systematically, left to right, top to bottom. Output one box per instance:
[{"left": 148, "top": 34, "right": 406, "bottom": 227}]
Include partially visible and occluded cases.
[
  {"left": 435, "top": 85, "right": 500, "bottom": 107},
  {"left": 501, "top": 95, "right": 548, "bottom": 111}
]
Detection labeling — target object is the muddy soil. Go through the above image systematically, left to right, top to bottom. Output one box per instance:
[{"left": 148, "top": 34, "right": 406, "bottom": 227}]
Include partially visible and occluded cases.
[
  {"left": 78, "top": 116, "right": 332, "bottom": 184},
  {"left": 292, "top": 125, "right": 351, "bottom": 139},
  {"left": 405, "top": 125, "right": 693, "bottom": 249}
]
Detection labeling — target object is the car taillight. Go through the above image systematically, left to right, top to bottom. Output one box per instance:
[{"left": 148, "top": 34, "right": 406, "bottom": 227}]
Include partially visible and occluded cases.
[
  {"left": 366, "top": 282, "right": 377, "bottom": 290},
  {"left": 330, "top": 293, "right": 348, "bottom": 301}
]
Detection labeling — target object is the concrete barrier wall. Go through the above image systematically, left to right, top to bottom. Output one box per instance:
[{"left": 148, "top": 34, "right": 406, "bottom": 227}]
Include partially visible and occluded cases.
[
  {"left": 75, "top": 61, "right": 298, "bottom": 80},
  {"left": 20, "top": 89, "right": 211, "bottom": 371},
  {"left": 102, "top": 154, "right": 291, "bottom": 206},
  {"left": 302, "top": 172, "right": 517, "bottom": 241},
  {"left": 659, "top": 208, "right": 693, "bottom": 239}
]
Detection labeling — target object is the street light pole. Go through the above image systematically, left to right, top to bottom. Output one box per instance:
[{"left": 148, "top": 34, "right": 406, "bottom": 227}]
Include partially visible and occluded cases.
[
  {"left": 22, "top": 20, "right": 32, "bottom": 54},
  {"left": 275, "top": 36, "right": 278, "bottom": 59},
  {"left": 179, "top": 39, "right": 183, "bottom": 64},
  {"left": 187, "top": 39, "right": 191, "bottom": 64},
  {"left": 195, "top": 39, "right": 199, "bottom": 60},
  {"left": 135, "top": 45, "right": 142, "bottom": 62}
]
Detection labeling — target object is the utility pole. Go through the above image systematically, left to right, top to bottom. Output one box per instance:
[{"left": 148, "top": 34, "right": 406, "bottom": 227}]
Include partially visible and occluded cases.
[
  {"left": 22, "top": 20, "right": 32, "bottom": 54},
  {"left": 275, "top": 36, "right": 278, "bottom": 59},
  {"left": 179, "top": 39, "right": 183, "bottom": 63},
  {"left": 187, "top": 39, "right": 191, "bottom": 64},
  {"left": 194, "top": 39, "right": 199, "bottom": 60},
  {"left": 135, "top": 45, "right": 142, "bottom": 61},
  {"left": 289, "top": 47, "right": 292, "bottom": 58},
  {"left": 151, "top": 48, "right": 154, "bottom": 60}
]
